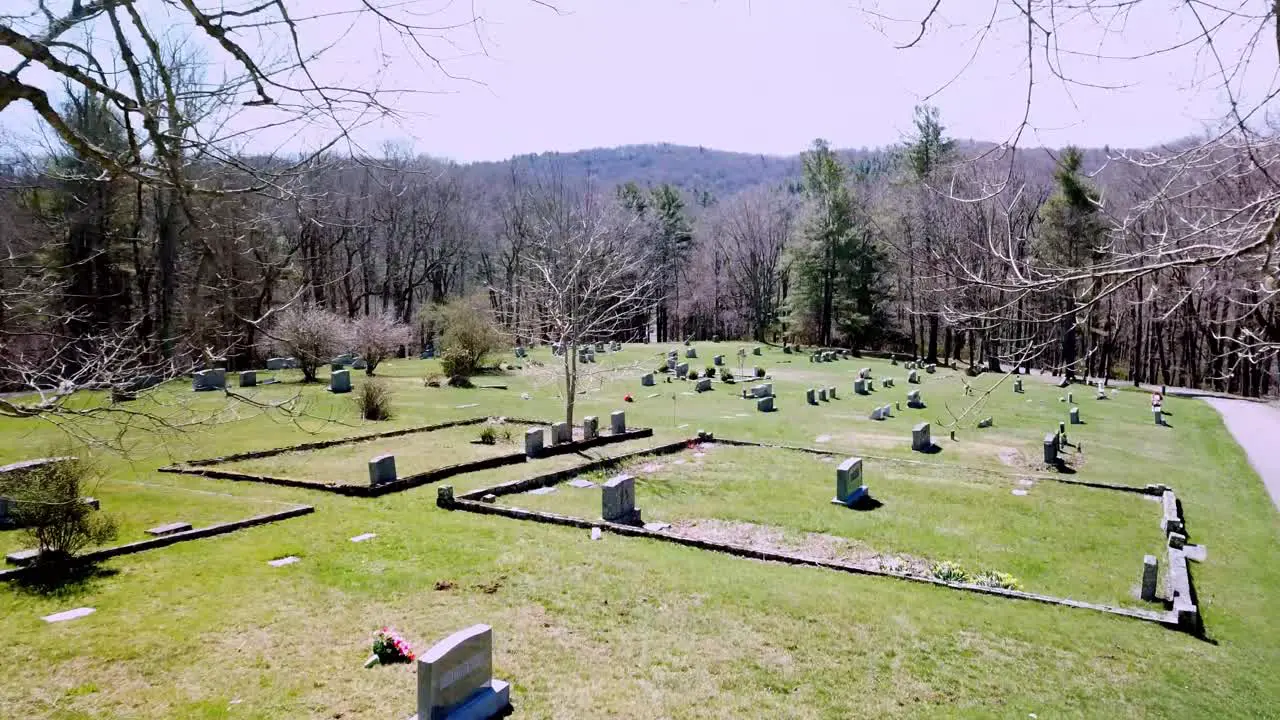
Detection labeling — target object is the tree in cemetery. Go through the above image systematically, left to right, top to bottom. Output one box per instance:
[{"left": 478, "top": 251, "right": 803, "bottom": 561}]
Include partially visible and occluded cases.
[
  {"left": 901, "top": 105, "right": 956, "bottom": 363},
  {"left": 788, "top": 139, "right": 888, "bottom": 346},
  {"left": 1033, "top": 147, "right": 1107, "bottom": 380},
  {"left": 519, "top": 182, "right": 661, "bottom": 425},
  {"left": 710, "top": 187, "right": 795, "bottom": 341},
  {"left": 433, "top": 296, "right": 504, "bottom": 377},
  {"left": 265, "top": 305, "right": 351, "bottom": 383},
  {"left": 351, "top": 312, "right": 413, "bottom": 376}
]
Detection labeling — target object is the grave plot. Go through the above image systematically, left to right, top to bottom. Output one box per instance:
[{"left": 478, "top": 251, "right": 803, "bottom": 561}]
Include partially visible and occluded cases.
[
  {"left": 162, "top": 416, "right": 655, "bottom": 495},
  {"left": 215, "top": 420, "right": 545, "bottom": 486},
  {"left": 453, "top": 442, "right": 1186, "bottom": 627}
]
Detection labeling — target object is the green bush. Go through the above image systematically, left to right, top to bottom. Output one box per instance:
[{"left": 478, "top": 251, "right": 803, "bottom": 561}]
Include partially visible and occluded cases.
[
  {"left": 429, "top": 296, "right": 503, "bottom": 376},
  {"left": 705, "top": 365, "right": 716, "bottom": 377},
  {"left": 688, "top": 368, "right": 700, "bottom": 380},
  {"left": 719, "top": 368, "right": 734, "bottom": 382},
  {"left": 354, "top": 379, "right": 393, "bottom": 421},
  {"left": 478, "top": 426, "right": 498, "bottom": 445},
  {"left": 4, "top": 458, "right": 118, "bottom": 562}
]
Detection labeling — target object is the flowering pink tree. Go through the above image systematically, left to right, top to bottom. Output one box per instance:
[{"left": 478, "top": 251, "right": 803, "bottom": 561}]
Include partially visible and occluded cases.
[{"left": 351, "top": 312, "right": 413, "bottom": 376}]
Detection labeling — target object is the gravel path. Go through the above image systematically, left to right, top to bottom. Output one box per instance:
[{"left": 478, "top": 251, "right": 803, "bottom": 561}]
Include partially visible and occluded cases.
[{"left": 1204, "top": 398, "right": 1280, "bottom": 513}]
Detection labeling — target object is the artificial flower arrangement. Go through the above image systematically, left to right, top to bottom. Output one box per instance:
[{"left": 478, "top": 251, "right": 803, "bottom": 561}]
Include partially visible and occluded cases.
[{"left": 365, "top": 627, "right": 416, "bottom": 668}]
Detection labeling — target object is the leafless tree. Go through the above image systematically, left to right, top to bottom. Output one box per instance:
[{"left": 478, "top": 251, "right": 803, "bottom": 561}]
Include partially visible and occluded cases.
[
  {"left": 517, "top": 182, "right": 662, "bottom": 425},
  {"left": 709, "top": 187, "right": 795, "bottom": 341},
  {"left": 262, "top": 303, "right": 350, "bottom": 382}
]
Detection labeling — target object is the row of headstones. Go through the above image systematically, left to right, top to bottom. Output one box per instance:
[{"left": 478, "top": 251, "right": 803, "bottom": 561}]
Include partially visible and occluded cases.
[
  {"left": 549, "top": 341, "right": 623, "bottom": 357},
  {"left": 810, "top": 349, "right": 852, "bottom": 363},
  {"left": 903, "top": 361, "right": 937, "bottom": 373},
  {"left": 193, "top": 368, "right": 287, "bottom": 391},
  {"left": 523, "top": 412, "right": 627, "bottom": 458}
]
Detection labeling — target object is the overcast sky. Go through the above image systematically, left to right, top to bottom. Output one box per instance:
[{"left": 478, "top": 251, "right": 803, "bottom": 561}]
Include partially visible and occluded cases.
[{"left": 3, "top": 0, "right": 1272, "bottom": 162}]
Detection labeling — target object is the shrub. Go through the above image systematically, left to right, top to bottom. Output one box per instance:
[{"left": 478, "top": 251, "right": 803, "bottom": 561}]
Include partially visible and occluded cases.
[
  {"left": 429, "top": 296, "right": 503, "bottom": 376},
  {"left": 265, "top": 304, "right": 351, "bottom": 382},
  {"left": 351, "top": 312, "right": 413, "bottom": 376},
  {"left": 655, "top": 363, "right": 669, "bottom": 374},
  {"left": 705, "top": 365, "right": 715, "bottom": 377},
  {"left": 687, "top": 368, "right": 699, "bottom": 380},
  {"left": 719, "top": 368, "right": 734, "bottom": 383},
  {"left": 424, "top": 375, "right": 445, "bottom": 388},
  {"left": 446, "top": 375, "right": 473, "bottom": 388},
  {"left": 354, "top": 379, "right": 393, "bottom": 421},
  {"left": 478, "top": 426, "right": 498, "bottom": 445},
  {"left": 4, "top": 458, "right": 118, "bottom": 562},
  {"left": 930, "top": 561, "right": 969, "bottom": 583},
  {"left": 973, "top": 570, "right": 1022, "bottom": 590}
]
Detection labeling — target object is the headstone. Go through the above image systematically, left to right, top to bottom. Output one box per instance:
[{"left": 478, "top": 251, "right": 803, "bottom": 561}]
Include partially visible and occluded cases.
[
  {"left": 595, "top": 342, "right": 605, "bottom": 353},
  {"left": 514, "top": 346, "right": 526, "bottom": 358},
  {"left": 752, "top": 346, "right": 762, "bottom": 356},
  {"left": 685, "top": 347, "right": 697, "bottom": 359},
  {"left": 713, "top": 355, "right": 724, "bottom": 366},
  {"left": 266, "top": 357, "right": 288, "bottom": 370},
  {"left": 667, "top": 357, "right": 677, "bottom": 371},
  {"left": 891, "top": 357, "right": 899, "bottom": 366},
  {"left": 353, "top": 358, "right": 368, "bottom": 370},
  {"left": 331, "top": 362, "right": 345, "bottom": 371},
  {"left": 676, "top": 362, "right": 689, "bottom": 379},
  {"left": 926, "top": 363, "right": 936, "bottom": 374},
  {"left": 192, "top": 368, "right": 226, "bottom": 391},
  {"left": 329, "top": 369, "right": 351, "bottom": 393},
  {"left": 238, "top": 370, "right": 257, "bottom": 388},
  {"left": 908, "top": 370, "right": 920, "bottom": 384},
  {"left": 641, "top": 373, "right": 655, "bottom": 386},
  {"left": 695, "top": 377, "right": 712, "bottom": 392},
  {"left": 882, "top": 377, "right": 894, "bottom": 388},
  {"left": 866, "top": 378, "right": 875, "bottom": 391},
  {"left": 1014, "top": 378, "right": 1024, "bottom": 393},
  {"left": 854, "top": 379, "right": 868, "bottom": 395},
  {"left": 763, "top": 382, "right": 773, "bottom": 397},
  {"left": 828, "top": 386, "right": 837, "bottom": 399},
  {"left": 817, "top": 387, "right": 828, "bottom": 402},
  {"left": 806, "top": 388, "right": 817, "bottom": 405},
  {"left": 907, "top": 390, "right": 924, "bottom": 409},
  {"left": 1067, "top": 392, "right": 1074, "bottom": 404},
  {"left": 756, "top": 396, "right": 774, "bottom": 412},
  {"left": 870, "top": 406, "right": 883, "bottom": 421},
  {"left": 1070, "top": 407, "right": 1081, "bottom": 424},
  {"left": 1153, "top": 407, "right": 1164, "bottom": 426},
  {"left": 610, "top": 410, "right": 626, "bottom": 434},
  {"left": 583, "top": 416, "right": 599, "bottom": 441},
  {"left": 977, "top": 417, "right": 993, "bottom": 429},
  {"left": 552, "top": 422, "right": 572, "bottom": 445},
  {"left": 911, "top": 422, "right": 931, "bottom": 452},
  {"left": 524, "top": 428, "right": 544, "bottom": 457},
  {"left": 1043, "top": 434, "right": 1058, "bottom": 464},
  {"left": 832, "top": 457, "right": 867, "bottom": 506},
  {"left": 602, "top": 474, "right": 640, "bottom": 524},
  {"left": 145, "top": 521, "right": 192, "bottom": 537},
  {"left": 350, "top": 533, "right": 377, "bottom": 543},
  {"left": 6, "top": 548, "right": 40, "bottom": 566},
  {"left": 1141, "top": 555, "right": 1159, "bottom": 601},
  {"left": 268, "top": 556, "right": 299, "bottom": 567},
  {"left": 415, "top": 624, "right": 510, "bottom": 720}
]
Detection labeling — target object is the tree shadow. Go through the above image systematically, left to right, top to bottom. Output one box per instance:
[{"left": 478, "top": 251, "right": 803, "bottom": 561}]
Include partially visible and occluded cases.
[{"left": 9, "top": 562, "right": 118, "bottom": 598}]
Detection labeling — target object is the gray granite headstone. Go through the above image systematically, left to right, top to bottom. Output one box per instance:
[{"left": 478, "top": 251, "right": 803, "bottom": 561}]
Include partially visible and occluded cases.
[
  {"left": 752, "top": 346, "right": 762, "bottom": 356},
  {"left": 685, "top": 347, "right": 697, "bottom": 359},
  {"left": 713, "top": 355, "right": 724, "bottom": 366},
  {"left": 266, "top": 357, "right": 288, "bottom": 370},
  {"left": 676, "top": 362, "right": 689, "bottom": 379},
  {"left": 192, "top": 368, "right": 226, "bottom": 391},
  {"left": 329, "top": 369, "right": 351, "bottom": 393},
  {"left": 239, "top": 370, "right": 257, "bottom": 388},
  {"left": 907, "top": 370, "right": 919, "bottom": 384},
  {"left": 641, "top": 373, "right": 655, "bottom": 386},
  {"left": 695, "top": 377, "right": 712, "bottom": 392},
  {"left": 1014, "top": 378, "right": 1023, "bottom": 393},
  {"left": 854, "top": 379, "right": 867, "bottom": 395},
  {"left": 827, "top": 386, "right": 837, "bottom": 399},
  {"left": 818, "top": 387, "right": 828, "bottom": 402},
  {"left": 806, "top": 388, "right": 817, "bottom": 405},
  {"left": 907, "top": 389, "right": 924, "bottom": 409},
  {"left": 756, "top": 396, "right": 774, "bottom": 412},
  {"left": 1070, "top": 407, "right": 1081, "bottom": 424},
  {"left": 610, "top": 410, "right": 625, "bottom": 434},
  {"left": 582, "top": 416, "right": 599, "bottom": 441},
  {"left": 551, "top": 421, "right": 571, "bottom": 445},
  {"left": 911, "top": 422, "right": 931, "bottom": 452},
  {"left": 524, "top": 428, "right": 544, "bottom": 457},
  {"left": 1043, "top": 434, "right": 1058, "bottom": 464},
  {"left": 369, "top": 454, "right": 397, "bottom": 485},
  {"left": 832, "top": 457, "right": 866, "bottom": 506},
  {"left": 602, "top": 474, "right": 640, "bottom": 524},
  {"left": 146, "top": 521, "right": 192, "bottom": 537},
  {"left": 415, "top": 624, "right": 509, "bottom": 720}
]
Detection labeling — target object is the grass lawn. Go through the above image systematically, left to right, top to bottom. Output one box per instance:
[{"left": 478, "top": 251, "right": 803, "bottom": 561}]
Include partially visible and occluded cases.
[
  {"left": 1, "top": 342, "right": 1278, "bottom": 718},
  {"left": 217, "top": 421, "right": 540, "bottom": 485},
  {"left": 497, "top": 444, "right": 1168, "bottom": 608}
]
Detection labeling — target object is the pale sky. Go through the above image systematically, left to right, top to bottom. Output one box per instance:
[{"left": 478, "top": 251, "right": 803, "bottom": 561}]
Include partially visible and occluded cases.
[{"left": 3, "top": 0, "right": 1274, "bottom": 162}]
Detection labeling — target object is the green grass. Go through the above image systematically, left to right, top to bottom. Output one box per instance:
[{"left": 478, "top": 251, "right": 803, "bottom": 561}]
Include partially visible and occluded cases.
[
  {"left": 1, "top": 342, "right": 1278, "bottom": 718},
  {"left": 218, "top": 422, "right": 538, "bottom": 485},
  {"left": 499, "top": 444, "right": 1167, "bottom": 607}
]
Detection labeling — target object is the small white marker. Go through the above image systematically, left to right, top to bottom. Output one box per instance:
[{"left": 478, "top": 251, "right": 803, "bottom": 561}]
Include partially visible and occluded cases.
[
  {"left": 455, "top": 403, "right": 480, "bottom": 409},
  {"left": 590, "top": 527, "right": 602, "bottom": 541},
  {"left": 350, "top": 533, "right": 376, "bottom": 543},
  {"left": 268, "top": 556, "right": 299, "bottom": 567},
  {"left": 42, "top": 607, "right": 95, "bottom": 623}
]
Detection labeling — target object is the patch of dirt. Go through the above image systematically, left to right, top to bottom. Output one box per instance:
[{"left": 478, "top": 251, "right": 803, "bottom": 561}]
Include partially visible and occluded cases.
[
  {"left": 997, "top": 447, "right": 1022, "bottom": 467},
  {"left": 667, "top": 518, "right": 933, "bottom": 576},
  {"left": 433, "top": 579, "right": 456, "bottom": 591}
]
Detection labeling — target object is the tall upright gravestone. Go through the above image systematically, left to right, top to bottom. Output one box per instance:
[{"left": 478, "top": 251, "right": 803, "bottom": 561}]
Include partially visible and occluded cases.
[{"left": 414, "top": 624, "right": 510, "bottom": 720}]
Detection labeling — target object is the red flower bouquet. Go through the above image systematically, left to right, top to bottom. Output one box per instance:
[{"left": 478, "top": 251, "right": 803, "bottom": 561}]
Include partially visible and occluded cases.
[{"left": 365, "top": 627, "right": 416, "bottom": 668}]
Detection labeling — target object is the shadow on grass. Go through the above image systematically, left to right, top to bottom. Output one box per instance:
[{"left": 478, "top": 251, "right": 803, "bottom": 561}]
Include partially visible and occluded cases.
[
  {"left": 915, "top": 444, "right": 943, "bottom": 455},
  {"left": 1049, "top": 460, "right": 1078, "bottom": 475},
  {"left": 850, "top": 495, "right": 884, "bottom": 511},
  {"left": 9, "top": 562, "right": 118, "bottom": 598}
]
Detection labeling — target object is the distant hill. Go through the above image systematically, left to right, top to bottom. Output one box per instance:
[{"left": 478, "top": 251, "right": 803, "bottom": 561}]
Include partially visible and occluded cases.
[{"left": 458, "top": 141, "right": 1116, "bottom": 200}]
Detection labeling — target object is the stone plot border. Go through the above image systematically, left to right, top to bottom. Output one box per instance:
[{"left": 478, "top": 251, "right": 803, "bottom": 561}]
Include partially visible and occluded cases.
[
  {"left": 159, "top": 416, "right": 654, "bottom": 497},
  {"left": 438, "top": 437, "right": 1203, "bottom": 635},
  {"left": 0, "top": 504, "right": 314, "bottom": 582}
]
